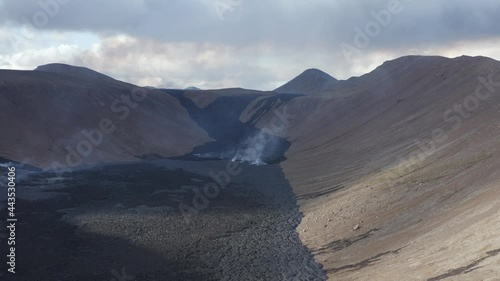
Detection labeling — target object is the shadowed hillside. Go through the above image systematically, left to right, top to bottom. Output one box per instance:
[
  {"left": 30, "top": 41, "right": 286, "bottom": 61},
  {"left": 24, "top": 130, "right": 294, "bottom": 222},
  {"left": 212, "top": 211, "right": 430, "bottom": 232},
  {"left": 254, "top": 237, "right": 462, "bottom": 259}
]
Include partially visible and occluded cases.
[{"left": 0, "top": 66, "right": 211, "bottom": 169}]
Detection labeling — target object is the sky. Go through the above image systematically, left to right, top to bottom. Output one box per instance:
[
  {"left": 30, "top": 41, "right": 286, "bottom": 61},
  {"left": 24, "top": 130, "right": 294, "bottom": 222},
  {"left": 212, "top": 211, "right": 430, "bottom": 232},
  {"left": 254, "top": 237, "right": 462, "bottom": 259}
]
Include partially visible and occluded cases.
[{"left": 1, "top": 0, "right": 500, "bottom": 90}]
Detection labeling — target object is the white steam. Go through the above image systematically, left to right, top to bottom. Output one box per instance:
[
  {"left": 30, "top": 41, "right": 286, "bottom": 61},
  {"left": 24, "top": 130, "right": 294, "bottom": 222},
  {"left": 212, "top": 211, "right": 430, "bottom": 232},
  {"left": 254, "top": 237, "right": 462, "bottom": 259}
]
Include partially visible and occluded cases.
[
  {"left": 232, "top": 131, "right": 269, "bottom": 166},
  {"left": 194, "top": 152, "right": 227, "bottom": 159},
  {"left": 0, "top": 162, "right": 15, "bottom": 168},
  {"left": 0, "top": 162, "right": 38, "bottom": 182}
]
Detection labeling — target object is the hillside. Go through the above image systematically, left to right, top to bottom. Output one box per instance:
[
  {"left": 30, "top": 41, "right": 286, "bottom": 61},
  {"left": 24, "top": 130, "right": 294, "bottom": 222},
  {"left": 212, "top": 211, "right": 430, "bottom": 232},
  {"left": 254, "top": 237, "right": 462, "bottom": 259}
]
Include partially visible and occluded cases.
[
  {"left": 251, "top": 55, "right": 500, "bottom": 280},
  {"left": 0, "top": 67, "right": 212, "bottom": 169}
]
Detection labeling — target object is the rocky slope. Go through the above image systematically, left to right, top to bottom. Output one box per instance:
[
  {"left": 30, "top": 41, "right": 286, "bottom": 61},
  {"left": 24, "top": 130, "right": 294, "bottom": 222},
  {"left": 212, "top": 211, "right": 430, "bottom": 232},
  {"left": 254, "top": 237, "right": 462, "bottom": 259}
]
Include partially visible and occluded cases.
[{"left": 252, "top": 55, "right": 500, "bottom": 280}]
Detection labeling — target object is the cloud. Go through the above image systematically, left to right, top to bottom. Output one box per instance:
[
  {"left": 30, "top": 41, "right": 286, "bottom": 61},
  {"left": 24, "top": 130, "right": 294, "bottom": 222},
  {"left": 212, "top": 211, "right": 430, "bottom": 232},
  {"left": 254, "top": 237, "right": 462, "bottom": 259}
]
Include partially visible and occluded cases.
[
  {"left": 0, "top": 0, "right": 500, "bottom": 89},
  {"left": 2, "top": 0, "right": 499, "bottom": 48}
]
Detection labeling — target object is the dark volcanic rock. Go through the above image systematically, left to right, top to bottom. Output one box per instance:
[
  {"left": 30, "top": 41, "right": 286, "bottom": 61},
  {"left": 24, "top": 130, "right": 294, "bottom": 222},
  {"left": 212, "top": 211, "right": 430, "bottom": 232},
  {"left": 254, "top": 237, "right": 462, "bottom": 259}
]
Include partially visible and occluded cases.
[
  {"left": 165, "top": 89, "right": 299, "bottom": 164},
  {"left": 0, "top": 160, "right": 326, "bottom": 281}
]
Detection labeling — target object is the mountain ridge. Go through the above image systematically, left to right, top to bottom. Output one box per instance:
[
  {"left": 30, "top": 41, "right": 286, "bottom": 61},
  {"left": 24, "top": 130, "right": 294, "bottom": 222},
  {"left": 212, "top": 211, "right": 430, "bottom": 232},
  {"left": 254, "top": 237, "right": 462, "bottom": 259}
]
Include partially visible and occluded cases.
[
  {"left": 34, "top": 63, "right": 117, "bottom": 81},
  {"left": 274, "top": 68, "right": 338, "bottom": 94}
]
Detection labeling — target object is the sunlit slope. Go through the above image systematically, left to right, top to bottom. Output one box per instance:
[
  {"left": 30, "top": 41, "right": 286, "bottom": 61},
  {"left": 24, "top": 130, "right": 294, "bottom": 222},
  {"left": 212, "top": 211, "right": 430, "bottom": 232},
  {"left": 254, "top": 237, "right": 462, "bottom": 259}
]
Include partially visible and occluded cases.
[{"left": 252, "top": 55, "right": 500, "bottom": 280}]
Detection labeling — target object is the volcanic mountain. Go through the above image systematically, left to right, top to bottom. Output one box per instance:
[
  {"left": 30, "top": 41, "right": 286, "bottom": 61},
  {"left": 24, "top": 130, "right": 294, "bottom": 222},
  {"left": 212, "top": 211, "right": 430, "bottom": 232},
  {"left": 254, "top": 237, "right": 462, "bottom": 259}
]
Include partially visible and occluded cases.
[
  {"left": 1, "top": 55, "right": 500, "bottom": 280},
  {"left": 0, "top": 64, "right": 212, "bottom": 169},
  {"left": 274, "top": 68, "right": 338, "bottom": 94}
]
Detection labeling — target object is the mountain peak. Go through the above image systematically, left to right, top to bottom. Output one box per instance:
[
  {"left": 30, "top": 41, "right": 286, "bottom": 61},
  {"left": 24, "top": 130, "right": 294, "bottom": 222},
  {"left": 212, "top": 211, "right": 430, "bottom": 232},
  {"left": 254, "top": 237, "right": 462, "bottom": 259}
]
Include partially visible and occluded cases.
[
  {"left": 34, "top": 63, "right": 115, "bottom": 81},
  {"left": 274, "top": 68, "right": 338, "bottom": 94},
  {"left": 302, "top": 68, "right": 333, "bottom": 76}
]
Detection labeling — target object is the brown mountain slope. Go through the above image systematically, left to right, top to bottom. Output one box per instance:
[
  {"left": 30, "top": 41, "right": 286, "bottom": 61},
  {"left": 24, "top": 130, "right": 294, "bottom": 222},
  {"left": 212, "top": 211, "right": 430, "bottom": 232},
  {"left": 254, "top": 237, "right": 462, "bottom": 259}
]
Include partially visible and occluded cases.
[
  {"left": 250, "top": 55, "right": 500, "bottom": 280},
  {"left": 0, "top": 67, "right": 211, "bottom": 169},
  {"left": 274, "top": 68, "right": 339, "bottom": 95}
]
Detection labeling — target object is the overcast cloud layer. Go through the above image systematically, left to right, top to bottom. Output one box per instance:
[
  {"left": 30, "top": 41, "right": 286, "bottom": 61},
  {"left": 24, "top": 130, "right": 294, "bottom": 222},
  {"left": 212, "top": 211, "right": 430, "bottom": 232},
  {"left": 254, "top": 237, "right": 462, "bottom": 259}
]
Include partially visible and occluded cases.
[{"left": 1, "top": 0, "right": 500, "bottom": 90}]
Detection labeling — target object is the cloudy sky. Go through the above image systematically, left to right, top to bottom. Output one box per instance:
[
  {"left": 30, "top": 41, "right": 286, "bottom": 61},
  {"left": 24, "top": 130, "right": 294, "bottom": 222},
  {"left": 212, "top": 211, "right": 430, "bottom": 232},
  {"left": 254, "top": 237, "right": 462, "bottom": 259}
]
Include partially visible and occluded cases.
[{"left": 1, "top": 0, "right": 500, "bottom": 90}]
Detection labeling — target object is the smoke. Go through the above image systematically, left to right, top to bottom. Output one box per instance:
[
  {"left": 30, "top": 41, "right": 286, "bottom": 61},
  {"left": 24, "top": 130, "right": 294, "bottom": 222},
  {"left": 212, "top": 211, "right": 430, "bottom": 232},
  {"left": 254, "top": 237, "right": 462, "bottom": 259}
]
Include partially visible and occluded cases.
[
  {"left": 193, "top": 129, "right": 283, "bottom": 166},
  {"left": 232, "top": 131, "right": 271, "bottom": 166},
  {"left": 194, "top": 151, "right": 232, "bottom": 160},
  {"left": 0, "top": 160, "right": 47, "bottom": 182},
  {"left": 0, "top": 162, "right": 15, "bottom": 168},
  {"left": 0, "top": 162, "right": 28, "bottom": 183}
]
